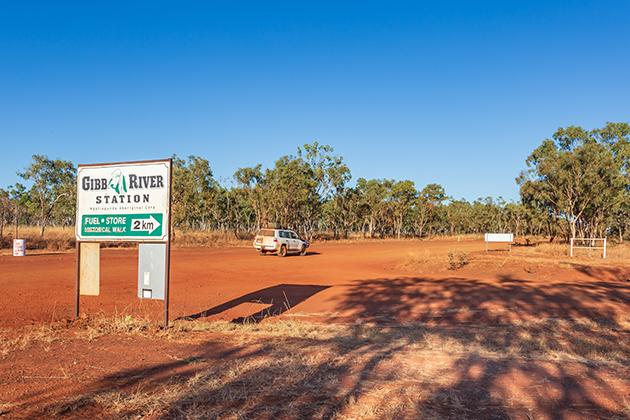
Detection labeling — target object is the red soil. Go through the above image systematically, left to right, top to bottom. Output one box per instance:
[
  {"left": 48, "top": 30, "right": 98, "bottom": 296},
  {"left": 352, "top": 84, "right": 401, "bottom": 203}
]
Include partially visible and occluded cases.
[{"left": 1, "top": 240, "right": 630, "bottom": 419}]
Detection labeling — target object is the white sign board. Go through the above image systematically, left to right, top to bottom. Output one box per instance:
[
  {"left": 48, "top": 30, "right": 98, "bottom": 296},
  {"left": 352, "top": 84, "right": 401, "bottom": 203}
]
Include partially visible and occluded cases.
[
  {"left": 76, "top": 160, "right": 171, "bottom": 242},
  {"left": 485, "top": 233, "right": 514, "bottom": 242}
]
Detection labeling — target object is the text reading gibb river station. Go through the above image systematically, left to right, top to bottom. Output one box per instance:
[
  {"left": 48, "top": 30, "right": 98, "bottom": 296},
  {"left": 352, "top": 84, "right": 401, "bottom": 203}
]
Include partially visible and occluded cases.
[{"left": 82, "top": 174, "right": 165, "bottom": 204}]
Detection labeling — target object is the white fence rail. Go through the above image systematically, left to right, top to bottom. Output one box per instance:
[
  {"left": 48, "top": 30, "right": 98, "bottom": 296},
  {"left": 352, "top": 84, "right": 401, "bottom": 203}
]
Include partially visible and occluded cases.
[{"left": 570, "top": 238, "right": 607, "bottom": 258}]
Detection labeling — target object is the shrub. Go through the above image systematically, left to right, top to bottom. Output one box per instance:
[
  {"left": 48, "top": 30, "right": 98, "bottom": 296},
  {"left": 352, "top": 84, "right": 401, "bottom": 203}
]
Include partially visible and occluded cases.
[{"left": 447, "top": 249, "right": 468, "bottom": 270}]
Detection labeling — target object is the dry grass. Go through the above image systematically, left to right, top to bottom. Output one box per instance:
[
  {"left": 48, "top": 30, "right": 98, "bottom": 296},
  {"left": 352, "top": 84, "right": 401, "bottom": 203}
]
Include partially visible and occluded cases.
[
  {"left": 0, "top": 226, "right": 77, "bottom": 253},
  {"left": 0, "top": 227, "right": 255, "bottom": 253},
  {"left": 172, "top": 229, "right": 253, "bottom": 247},
  {"left": 315, "top": 232, "right": 485, "bottom": 244},
  {"left": 395, "top": 238, "right": 630, "bottom": 275},
  {"left": 529, "top": 239, "right": 630, "bottom": 262},
  {"left": 531, "top": 242, "right": 570, "bottom": 257},
  {"left": 395, "top": 249, "right": 452, "bottom": 273},
  {"left": 6, "top": 313, "right": 630, "bottom": 364},
  {"left": 11, "top": 313, "right": 625, "bottom": 419}
]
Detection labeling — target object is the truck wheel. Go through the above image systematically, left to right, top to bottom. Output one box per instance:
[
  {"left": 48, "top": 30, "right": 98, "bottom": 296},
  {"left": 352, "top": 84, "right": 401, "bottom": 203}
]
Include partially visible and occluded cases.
[
  {"left": 278, "top": 245, "right": 287, "bottom": 257},
  {"left": 299, "top": 245, "right": 307, "bottom": 256}
]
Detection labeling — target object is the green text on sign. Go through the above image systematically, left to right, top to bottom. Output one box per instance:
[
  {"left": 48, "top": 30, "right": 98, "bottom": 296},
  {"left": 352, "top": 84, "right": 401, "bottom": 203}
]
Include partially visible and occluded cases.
[{"left": 81, "top": 214, "right": 163, "bottom": 237}]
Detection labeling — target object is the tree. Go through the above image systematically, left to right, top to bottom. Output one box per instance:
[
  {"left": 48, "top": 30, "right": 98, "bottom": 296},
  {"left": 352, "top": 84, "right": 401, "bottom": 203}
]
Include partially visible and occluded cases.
[
  {"left": 518, "top": 124, "right": 628, "bottom": 239},
  {"left": 297, "top": 143, "right": 351, "bottom": 239},
  {"left": 17, "top": 155, "right": 76, "bottom": 236},
  {"left": 171, "top": 155, "right": 216, "bottom": 231},
  {"left": 267, "top": 155, "right": 315, "bottom": 230},
  {"left": 234, "top": 165, "right": 269, "bottom": 231},
  {"left": 357, "top": 178, "right": 389, "bottom": 238},
  {"left": 389, "top": 180, "right": 417, "bottom": 239},
  {"left": 420, "top": 183, "right": 446, "bottom": 238},
  {"left": 9, "top": 184, "right": 29, "bottom": 238},
  {"left": 336, "top": 187, "right": 362, "bottom": 239},
  {"left": 0, "top": 189, "right": 8, "bottom": 237},
  {"left": 445, "top": 198, "right": 472, "bottom": 235},
  {"left": 505, "top": 201, "right": 527, "bottom": 237}
]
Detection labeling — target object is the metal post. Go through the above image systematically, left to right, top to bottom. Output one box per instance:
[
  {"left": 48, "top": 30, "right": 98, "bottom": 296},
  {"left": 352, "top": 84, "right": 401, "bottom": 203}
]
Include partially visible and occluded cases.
[
  {"left": 164, "top": 159, "right": 173, "bottom": 328},
  {"left": 604, "top": 237, "right": 607, "bottom": 259},
  {"left": 570, "top": 238, "right": 574, "bottom": 257},
  {"left": 164, "top": 239, "right": 171, "bottom": 328},
  {"left": 75, "top": 241, "right": 81, "bottom": 318}
]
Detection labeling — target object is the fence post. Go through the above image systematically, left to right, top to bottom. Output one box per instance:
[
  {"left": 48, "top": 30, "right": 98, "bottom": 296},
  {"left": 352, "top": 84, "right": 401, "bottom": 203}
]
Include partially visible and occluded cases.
[
  {"left": 604, "top": 237, "right": 607, "bottom": 259},
  {"left": 570, "top": 238, "right": 573, "bottom": 257}
]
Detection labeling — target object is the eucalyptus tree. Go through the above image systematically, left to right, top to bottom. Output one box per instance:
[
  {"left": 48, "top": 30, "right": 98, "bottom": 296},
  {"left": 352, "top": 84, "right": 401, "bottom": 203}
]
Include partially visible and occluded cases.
[
  {"left": 518, "top": 124, "right": 628, "bottom": 239},
  {"left": 297, "top": 142, "right": 351, "bottom": 203},
  {"left": 296, "top": 143, "right": 351, "bottom": 239},
  {"left": 17, "top": 155, "right": 76, "bottom": 236},
  {"left": 171, "top": 155, "right": 216, "bottom": 231},
  {"left": 268, "top": 155, "right": 315, "bottom": 230},
  {"left": 234, "top": 165, "right": 270, "bottom": 231},
  {"left": 357, "top": 178, "right": 389, "bottom": 238},
  {"left": 209, "top": 179, "right": 235, "bottom": 232},
  {"left": 389, "top": 180, "right": 417, "bottom": 239},
  {"left": 8, "top": 183, "right": 29, "bottom": 238},
  {"left": 420, "top": 183, "right": 446, "bottom": 238},
  {"left": 230, "top": 186, "right": 255, "bottom": 234},
  {"left": 337, "top": 187, "right": 362, "bottom": 238},
  {"left": 0, "top": 189, "right": 8, "bottom": 236},
  {"left": 445, "top": 198, "right": 472, "bottom": 235},
  {"left": 505, "top": 202, "right": 527, "bottom": 237}
]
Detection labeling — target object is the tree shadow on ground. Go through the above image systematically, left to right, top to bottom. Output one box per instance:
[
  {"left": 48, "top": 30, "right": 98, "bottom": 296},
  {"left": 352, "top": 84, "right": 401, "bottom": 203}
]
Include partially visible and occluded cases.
[
  {"left": 568, "top": 262, "right": 630, "bottom": 282},
  {"left": 34, "top": 273, "right": 630, "bottom": 419},
  {"left": 329, "top": 274, "right": 630, "bottom": 327},
  {"left": 177, "top": 283, "right": 331, "bottom": 323}
]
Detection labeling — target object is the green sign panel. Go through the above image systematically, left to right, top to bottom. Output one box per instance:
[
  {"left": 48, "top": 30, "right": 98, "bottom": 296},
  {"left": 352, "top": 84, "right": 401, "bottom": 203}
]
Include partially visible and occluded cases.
[{"left": 80, "top": 214, "right": 164, "bottom": 238}]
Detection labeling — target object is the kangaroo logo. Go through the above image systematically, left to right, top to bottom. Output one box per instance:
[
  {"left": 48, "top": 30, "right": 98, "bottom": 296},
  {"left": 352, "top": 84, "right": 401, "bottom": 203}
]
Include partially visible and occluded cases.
[{"left": 108, "top": 169, "right": 127, "bottom": 194}]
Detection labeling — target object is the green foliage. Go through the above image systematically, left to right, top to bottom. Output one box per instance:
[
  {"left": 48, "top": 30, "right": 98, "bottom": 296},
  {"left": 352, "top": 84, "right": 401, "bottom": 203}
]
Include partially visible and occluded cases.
[
  {"left": 518, "top": 122, "right": 630, "bottom": 239},
  {"left": 5, "top": 125, "right": 630, "bottom": 242},
  {"left": 235, "top": 143, "right": 351, "bottom": 239},
  {"left": 17, "top": 155, "right": 76, "bottom": 237},
  {"left": 171, "top": 155, "right": 216, "bottom": 231},
  {"left": 0, "top": 188, "right": 8, "bottom": 236}
]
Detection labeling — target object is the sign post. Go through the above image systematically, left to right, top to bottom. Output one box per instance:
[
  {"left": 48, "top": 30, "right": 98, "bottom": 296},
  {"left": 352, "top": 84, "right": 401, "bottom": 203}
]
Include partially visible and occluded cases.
[{"left": 75, "top": 159, "right": 172, "bottom": 326}]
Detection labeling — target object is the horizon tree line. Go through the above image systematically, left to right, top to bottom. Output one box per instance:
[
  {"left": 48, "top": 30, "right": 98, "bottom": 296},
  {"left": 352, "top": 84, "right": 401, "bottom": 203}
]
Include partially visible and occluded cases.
[{"left": 1, "top": 122, "right": 629, "bottom": 242}]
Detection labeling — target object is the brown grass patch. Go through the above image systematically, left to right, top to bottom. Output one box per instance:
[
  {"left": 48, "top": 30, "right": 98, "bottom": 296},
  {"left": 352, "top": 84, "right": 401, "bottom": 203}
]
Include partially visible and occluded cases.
[
  {"left": 0, "top": 226, "right": 76, "bottom": 253},
  {"left": 0, "top": 227, "right": 255, "bottom": 253},
  {"left": 172, "top": 229, "right": 254, "bottom": 247},
  {"left": 390, "top": 235, "right": 630, "bottom": 275},
  {"left": 396, "top": 250, "right": 449, "bottom": 272},
  {"left": 3, "top": 314, "right": 626, "bottom": 419}
]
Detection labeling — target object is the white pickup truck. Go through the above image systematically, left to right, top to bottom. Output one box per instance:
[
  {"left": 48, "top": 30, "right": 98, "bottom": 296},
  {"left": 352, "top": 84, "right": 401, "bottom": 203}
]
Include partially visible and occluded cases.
[{"left": 253, "top": 229, "right": 309, "bottom": 257}]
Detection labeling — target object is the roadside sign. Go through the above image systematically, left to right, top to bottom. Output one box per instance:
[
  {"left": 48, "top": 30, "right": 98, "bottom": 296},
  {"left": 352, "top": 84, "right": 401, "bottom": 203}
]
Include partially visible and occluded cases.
[
  {"left": 75, "top": 158, "right": 173, "bottom": 327},
  {"left": 76, "top": 160, "right": 171, "bottom": 242}
]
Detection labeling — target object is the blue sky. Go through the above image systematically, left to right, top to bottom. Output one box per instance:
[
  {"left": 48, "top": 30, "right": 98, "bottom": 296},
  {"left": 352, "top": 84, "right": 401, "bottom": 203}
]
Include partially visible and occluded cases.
[{"left": 1, "top": 1, "right": 629, "bottom": 202}]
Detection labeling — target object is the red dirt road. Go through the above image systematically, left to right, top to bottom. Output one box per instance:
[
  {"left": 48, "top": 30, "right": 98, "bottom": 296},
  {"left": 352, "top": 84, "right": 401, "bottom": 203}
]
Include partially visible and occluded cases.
[
  {"left": 1, "top": 240, "right": 630, "bottom": 328},
  {"left": 2, "top": 240, "right": 630, "bottom": 419}
]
